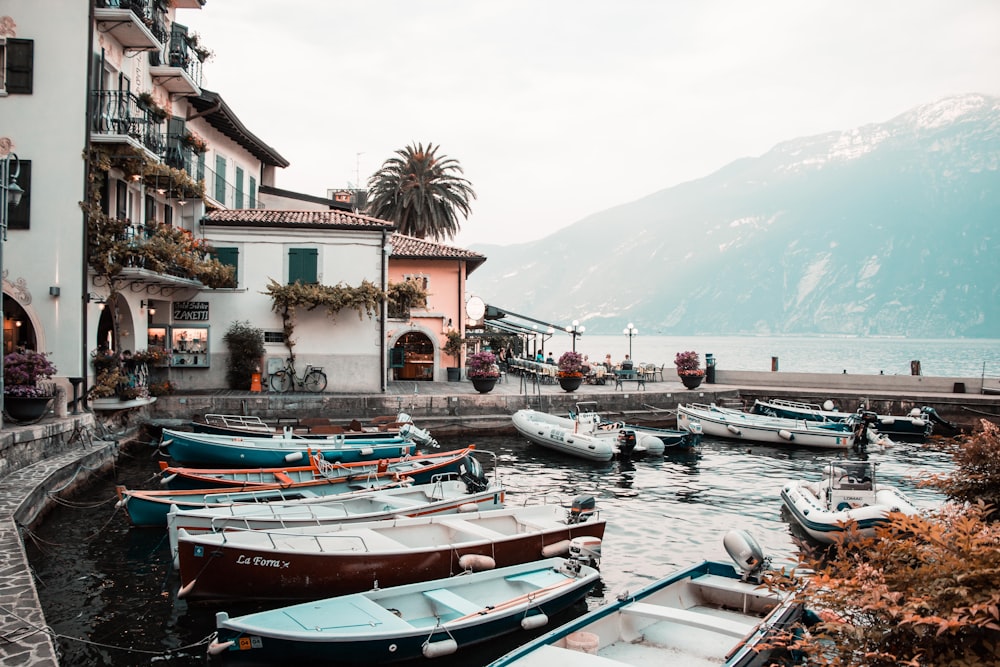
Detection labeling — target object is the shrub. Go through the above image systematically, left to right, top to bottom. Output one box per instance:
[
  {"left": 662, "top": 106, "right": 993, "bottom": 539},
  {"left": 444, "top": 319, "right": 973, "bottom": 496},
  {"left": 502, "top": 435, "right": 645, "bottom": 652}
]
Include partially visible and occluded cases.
[
  {"left": 222, "top": 321, "right": 265, "bottom": 390},
  {"left": 4, "top": 350, "right": 57, "bottom": 397},
  {"left": 674, "top": 350, "right": 704, "bottom": 376},
  {"left": 467, "top": 351, "right": 499, "bottom": 379},
  {"left": 557, "top": 351, "right": 584, "bottom": 376}
]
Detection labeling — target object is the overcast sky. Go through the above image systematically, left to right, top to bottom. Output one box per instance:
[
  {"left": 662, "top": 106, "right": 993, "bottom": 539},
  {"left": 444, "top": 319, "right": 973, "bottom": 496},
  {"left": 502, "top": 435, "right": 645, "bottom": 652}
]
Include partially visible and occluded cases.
[{"left": 183, "top": 1, "right": 1000, "bottom": 248}]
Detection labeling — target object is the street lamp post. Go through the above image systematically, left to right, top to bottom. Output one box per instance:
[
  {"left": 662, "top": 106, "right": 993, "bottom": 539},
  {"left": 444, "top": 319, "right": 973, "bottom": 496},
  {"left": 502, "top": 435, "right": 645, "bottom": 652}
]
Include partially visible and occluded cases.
[
  {"left": 1, "top": 151, "right": 25, "bottom": 430},
  {"left": 566, "top": 319, "right": 585, "bottom": 352},
  {"left": 623, "top": 322, "right": 638, "bottom": 360}
]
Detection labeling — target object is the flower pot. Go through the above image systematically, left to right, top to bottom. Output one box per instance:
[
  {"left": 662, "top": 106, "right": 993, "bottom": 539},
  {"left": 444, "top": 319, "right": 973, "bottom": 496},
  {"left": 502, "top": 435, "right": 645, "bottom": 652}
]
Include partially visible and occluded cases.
[
  {"left": 446, "top": 367, "right": 462, "bottom": 382},
  {"left": 680, "top": 374, "right": 704, "bottom": 390},
  {"left": 558, "top": 376, "right": 583, "bottom": 392},
  {"left": 470, "top": 377, "right": 497, "bottom": 394},
  {"left": 3, "top": 395, "right": 53, "bottom": 423}
]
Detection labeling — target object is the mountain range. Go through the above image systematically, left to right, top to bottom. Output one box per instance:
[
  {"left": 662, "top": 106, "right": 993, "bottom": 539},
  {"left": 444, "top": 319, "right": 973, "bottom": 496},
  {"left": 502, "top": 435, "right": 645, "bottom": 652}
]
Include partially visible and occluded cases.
[{"left": 466, "top": 94, "right": 1000, "bottom": 338}]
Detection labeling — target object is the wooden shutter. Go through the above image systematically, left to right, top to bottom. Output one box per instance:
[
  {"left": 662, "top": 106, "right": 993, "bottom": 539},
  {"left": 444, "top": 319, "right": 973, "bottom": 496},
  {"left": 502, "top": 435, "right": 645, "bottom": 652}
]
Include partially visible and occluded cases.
[
  {"left": 5, "top": 39, "right": 33, "bottom": 94},
  {"left": 214, "top": 154, "right": 226, "bottom": 203},
  {"left": 6, "top": 160, "right": 30, "bottom": 230},
  {"left": 235, "top": 167, "right": 244, "bottom": 209},
  {"left": 249, "top": 176, "right": 257, "bottom": 208},
  {"left": 215, "top": 247, "right": 239, "bottom": 287},
  {"left": 288, "top": 248, "right": 317, "bottom": 285}
]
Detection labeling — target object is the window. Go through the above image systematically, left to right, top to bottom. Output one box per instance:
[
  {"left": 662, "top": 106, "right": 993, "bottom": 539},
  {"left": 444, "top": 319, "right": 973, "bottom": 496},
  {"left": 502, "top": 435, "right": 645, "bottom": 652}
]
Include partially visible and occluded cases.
[
  {"left": 2, "top": 38, "right": 33, "bottom": 95},
  {"left": 196, "top": 152, "right": 205, "bottom": 181},
  {"left": 214, "top": 154, "right": 226, "bottom": 203},
  {"left": 6, "top": 159, "right": 30, "bottom": 230},
  {"left": 235, "top": 166, "right": 244, "bottom": 209},
  {"left": 249, "top": 176, "right": 257, "bottom": 208},
  {"left": 115, "top": 178, "right": 128, "bottom": 220},
  {"left": 144, "top": 194, "right": 156, "bottom": 224},
  {"left": 164, "top": 202, "right": 173, "bottom": 227},
  {"left": 215, "top": 247, "right": 239, "bottom": 288},
  {"left": 288, "top": 248, "right": 318, "bottom": 284},
  {"left": 263, "top": 331, "right": 285, "bottom": 344}
]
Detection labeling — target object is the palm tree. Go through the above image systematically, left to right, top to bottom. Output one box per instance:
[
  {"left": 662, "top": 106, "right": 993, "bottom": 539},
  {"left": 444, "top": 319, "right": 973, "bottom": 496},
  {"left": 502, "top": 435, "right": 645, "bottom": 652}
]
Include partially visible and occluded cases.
[{"left": 366, "top": 143, "right": 476, "bottom": 241}]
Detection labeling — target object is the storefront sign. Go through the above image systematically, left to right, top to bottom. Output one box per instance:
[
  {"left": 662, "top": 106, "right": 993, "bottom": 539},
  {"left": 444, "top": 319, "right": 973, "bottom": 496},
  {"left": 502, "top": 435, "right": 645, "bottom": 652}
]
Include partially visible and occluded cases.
[{"left": 173, "top": 301, "right": 209, "bottom": 321}]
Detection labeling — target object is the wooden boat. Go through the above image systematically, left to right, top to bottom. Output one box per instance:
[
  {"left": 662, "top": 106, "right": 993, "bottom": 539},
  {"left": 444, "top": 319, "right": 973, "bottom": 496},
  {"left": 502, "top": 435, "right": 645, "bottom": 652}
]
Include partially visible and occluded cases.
[
  {"left": 751, "top": 398, "right": 937, "bottom": 439},
  {"left": 511, "top": 403, "right": 698, "bottom": 462},
  {"left": 677, "top": 403, "right": 859, "bottom": 449},
  {"left": 191, "top": 411, "right": 434, "bottom": 444},
  {"left": 159, "top": 427, "right": 418, "bottom": 467},
  {"left": 157, "top": 446, "right": 478, "bottom": 490},
  {"left": 780, "top": 460, "right": 919, "bottom": 544},
  {"left": 166, "top": 475, "right": 506, "bottom": 568},
  {"left": 176, "top": 498, "right": 606, "bottom": 602},
  {"left": 487, "top": 531, "right": 803, "bottom": 667},
  {"left": 206, "top": 555, "right": 601, "bottom": 663}
]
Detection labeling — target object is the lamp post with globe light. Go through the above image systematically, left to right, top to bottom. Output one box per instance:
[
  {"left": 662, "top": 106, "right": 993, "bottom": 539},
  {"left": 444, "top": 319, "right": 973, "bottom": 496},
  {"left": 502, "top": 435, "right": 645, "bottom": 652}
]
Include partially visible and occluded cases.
[
  {"left": 1, "top": 151, "right": 25, "bottom": 429},
  {"left": 566, "top": 320, "right": 585, "bottom": 352},
  {"left": 623, "top": 322, "right": 638, "bottom": 360}
]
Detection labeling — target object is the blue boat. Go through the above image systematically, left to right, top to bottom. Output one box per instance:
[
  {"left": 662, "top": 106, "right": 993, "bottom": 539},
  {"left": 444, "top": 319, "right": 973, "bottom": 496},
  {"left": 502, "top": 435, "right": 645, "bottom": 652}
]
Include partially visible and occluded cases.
[
  {"left": 159, "top": 427, "right": 417, "bottom": 467},
  {"left": 487, "top": 531, "right": 803, "bottom": 667},
  {"left": 207, "top": 554, "right": 601, "bottom": 664}
]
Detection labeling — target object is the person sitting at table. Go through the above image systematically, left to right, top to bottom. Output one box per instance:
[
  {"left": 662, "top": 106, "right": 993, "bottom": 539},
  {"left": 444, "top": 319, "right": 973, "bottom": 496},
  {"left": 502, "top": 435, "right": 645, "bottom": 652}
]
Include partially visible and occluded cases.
[
  {"left": 535, "top": 350, "right": 544, "bottom": 362},
  {"left": 545, "top": 352, "right": 555, "bottom": 365},
  {"left": 604, "top": 353, "right": 613, "bottom": 370},
  {"left": 621, "top": 354, "right": 634, "bottom": 371}
]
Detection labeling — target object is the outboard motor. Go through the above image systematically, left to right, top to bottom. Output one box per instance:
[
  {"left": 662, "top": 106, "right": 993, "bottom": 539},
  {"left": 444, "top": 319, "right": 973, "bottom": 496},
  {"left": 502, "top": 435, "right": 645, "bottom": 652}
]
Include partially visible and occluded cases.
[
  {"left": 852, "top": 410, "right": 879, "bottom": 454},
  {"left": 399, "top": 423, "right": 438, "bottom": 449},
  {"left": 616, "top": 429, "right": 637, "bottom": 458},
  {"left": 459, "top": 455, "right": 490, "bottom": 493},
  {"left": 568, "top": 494, "right": 597, "bottom": 524},
  {"left": 723, "top": 529, "right": 770, "bottom": 584},
  {"left": 562, "top": 536, "right": 603, "bottom": 573}
]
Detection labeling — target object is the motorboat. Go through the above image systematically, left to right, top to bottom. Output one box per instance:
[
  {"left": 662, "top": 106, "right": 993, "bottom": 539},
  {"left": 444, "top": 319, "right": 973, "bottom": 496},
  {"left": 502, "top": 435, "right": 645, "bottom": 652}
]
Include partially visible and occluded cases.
[
  {"left": 751, "top": 398, "right": 944, "bottom": 439},
  {"left": 677, "top": 403, "right": 860, "bottom": 449},
  {"left": 191, "top": 411, "right": 420, "bottom": 440},
  {"left": 780, "top": 460, "right": 919, "bottom": 544},
  {"left": 176, "top": 498, "right": 606, "bottom": 602},
  {"left": 486, "top": 530, "right": 803, "bottom": 667},
  {"left": 207, "top": 553, "right": 601, "bottom": 663}
]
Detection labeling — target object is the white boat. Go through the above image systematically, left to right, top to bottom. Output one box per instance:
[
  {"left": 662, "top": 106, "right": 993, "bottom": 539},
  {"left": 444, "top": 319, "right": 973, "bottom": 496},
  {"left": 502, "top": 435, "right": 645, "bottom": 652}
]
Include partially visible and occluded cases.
[
  {"left": 751, "top": 398, "right": 937, "bottom": 439},
  {"left": 677, "top": 403, "right": 858, "bottom": 449},
  {"left": 512, "top": 404, "right": 693, "bottom": 462},
  {"left": 780, "top": 460, "right": 919, "bottom": 544},
  {"left": 166, "top": 476, "right": 506, "bottom": 568},
  {"left": 487, "top": 530, "right": 803, "bottom": 667},
  {"left": 207, "top": 554, "right": 601, "bottom": 663}
]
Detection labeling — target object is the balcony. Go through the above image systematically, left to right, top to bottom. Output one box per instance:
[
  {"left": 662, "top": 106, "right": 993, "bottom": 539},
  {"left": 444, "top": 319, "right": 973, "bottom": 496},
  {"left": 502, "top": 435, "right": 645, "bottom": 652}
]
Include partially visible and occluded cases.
[
  {"left": 94, "top": 0, "right": 165, "bottom": 52},
  {"left": 148, "top": 33, "right": 204, "bottom": 96},
  {"left": 90, "top": 90, "right": 166, "bottom": 158},
  {"left": 92, "top": 223, "right": 206, "bottom": 294}
]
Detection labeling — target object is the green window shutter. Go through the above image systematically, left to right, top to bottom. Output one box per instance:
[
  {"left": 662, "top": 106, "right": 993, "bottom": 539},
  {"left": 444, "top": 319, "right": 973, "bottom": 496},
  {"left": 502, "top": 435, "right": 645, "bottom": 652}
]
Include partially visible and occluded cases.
[
  {"left": 6, "top": 38, "right": 34, "bottom": 94},
  {"left": 197, "top": 152, "right": 205, "bottom": 181},
  {"left": 214, "top": 155, "right": 226, "bottom": 202},
  {"left": 235, "top": 167, "right": 244, "bottom": 209},
  {"left": 249, "top": 176, "right": 257, "bottom": 208},
  {"left": 216, "top": 247, "right": 239, "bottom": 287},
  {"left": 288, "top": 248, "right": 318, "bottom": 285}
]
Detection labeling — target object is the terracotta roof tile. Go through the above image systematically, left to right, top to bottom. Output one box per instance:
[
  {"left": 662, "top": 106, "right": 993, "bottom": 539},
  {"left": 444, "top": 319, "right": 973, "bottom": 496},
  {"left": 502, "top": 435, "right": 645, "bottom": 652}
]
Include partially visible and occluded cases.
[
  {"left": 202, "top": 209, "right": 393, "bottom": 229},
  {"left": 390, "top": 233, "right": 486, "bottom": 262}
]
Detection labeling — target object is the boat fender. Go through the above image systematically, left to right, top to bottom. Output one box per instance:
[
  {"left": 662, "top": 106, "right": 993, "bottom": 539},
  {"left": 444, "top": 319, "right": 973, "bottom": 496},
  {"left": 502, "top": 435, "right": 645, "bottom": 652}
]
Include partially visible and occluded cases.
[
  {"left": 822, "top": 400, "right": 835, "bottom": 411},
  {"left": 881, "top": 416, "right": 896, "bottom": 425},
  {"left": 911, "top": 418, "right": 926, "bottom": 427},
  {"left": 727, "top": 424, "right": 741, "bottom": 436},
  {"left": 778, "top": 429, "right": 794, "bottom": 441},
  {"left": 360, "top": 447, "right": 374, "bottom": 456},
  {"left": 284, "top": 451, "right": 304, "bottom": 463},
  {"left": 159, "top": 473, "right": 177, "bottom": 486},
  {"left": 457, "top": 502, "right": 479, "bottom": 513},
  {"left": 541, "top": 539, "right": 571, "bottom": 558},
  {"left": 458, "top": 554, "right": 496, "bottom": 571},
  {"left": 177, "top": 578, "right": 197, "bottom": 599},
  {"left": 520, "top": 613, "right": 549, "bottom": 630},
  {"left": 422, "top": 638, "right": 458, "bottom": 658},
  {"left": 206, "top": 639, "right": 235, "bottom": 656}
]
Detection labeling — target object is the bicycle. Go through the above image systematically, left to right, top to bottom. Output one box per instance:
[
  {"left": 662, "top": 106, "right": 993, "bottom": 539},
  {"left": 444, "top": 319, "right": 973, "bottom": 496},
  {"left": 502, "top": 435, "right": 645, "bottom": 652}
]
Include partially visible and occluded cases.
[{"left": 269, "top": 357, "right": 328, "bottom": 393}]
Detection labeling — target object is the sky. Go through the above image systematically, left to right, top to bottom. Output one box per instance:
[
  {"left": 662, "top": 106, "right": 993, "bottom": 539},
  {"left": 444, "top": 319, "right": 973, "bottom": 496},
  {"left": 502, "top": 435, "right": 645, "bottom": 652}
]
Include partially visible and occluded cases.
[{"left": 182, "top": 1, "right": 1000, "bottom": 248}]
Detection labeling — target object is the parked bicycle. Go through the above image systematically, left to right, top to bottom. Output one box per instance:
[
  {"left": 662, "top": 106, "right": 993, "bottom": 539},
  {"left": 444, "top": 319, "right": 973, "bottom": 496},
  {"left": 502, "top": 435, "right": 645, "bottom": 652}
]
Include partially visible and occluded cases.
[{"left": 269, "top": 357, "right": 328, "bottom": 393}]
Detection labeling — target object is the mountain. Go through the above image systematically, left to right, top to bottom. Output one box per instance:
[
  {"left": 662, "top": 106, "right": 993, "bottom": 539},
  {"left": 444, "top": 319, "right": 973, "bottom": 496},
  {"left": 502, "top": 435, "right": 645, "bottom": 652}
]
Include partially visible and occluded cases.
[{"left": 467, "top": 94, "right": 1000, "bottom": 338}]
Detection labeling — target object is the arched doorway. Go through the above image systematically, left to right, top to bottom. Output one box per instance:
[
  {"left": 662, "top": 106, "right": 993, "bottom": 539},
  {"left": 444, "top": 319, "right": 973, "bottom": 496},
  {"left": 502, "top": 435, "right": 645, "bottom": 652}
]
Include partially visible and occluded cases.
[
  {"left": 2, "top": 294, "right": 37, "bottom": 354},
  {"left": 393, "top": 331, "right": 435, "bottom": 381}
]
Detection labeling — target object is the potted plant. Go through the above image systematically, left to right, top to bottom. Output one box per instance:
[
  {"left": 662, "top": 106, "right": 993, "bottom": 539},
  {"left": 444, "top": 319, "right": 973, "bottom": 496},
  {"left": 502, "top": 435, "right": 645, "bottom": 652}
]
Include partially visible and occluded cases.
[
  {"left": 442, "top": 330, "right": 464, "bottom": 382},
  {"left": 3, "top": 349, "right": 57, "bottom": 422},
  {"left": 674, "top": 350, "right": 705, "bottom": 389},
  {"left": 467, "top": 351, "right": 500, "bottom": 393},
  {"left": 557, "top": 351, "right": 585, "bottom": 392}
]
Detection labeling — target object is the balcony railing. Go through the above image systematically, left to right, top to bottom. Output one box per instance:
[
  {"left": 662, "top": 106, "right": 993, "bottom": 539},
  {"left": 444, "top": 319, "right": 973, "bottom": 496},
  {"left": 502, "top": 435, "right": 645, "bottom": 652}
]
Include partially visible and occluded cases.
[
  {"left": 95, "top": 0, "right": 168, "bottom": 46},
  {"left": 148, "top": 33, "right": 205, "bottom": 89},
  {"left": 91, "top": 90, "right": 166, "bottom": 155}
]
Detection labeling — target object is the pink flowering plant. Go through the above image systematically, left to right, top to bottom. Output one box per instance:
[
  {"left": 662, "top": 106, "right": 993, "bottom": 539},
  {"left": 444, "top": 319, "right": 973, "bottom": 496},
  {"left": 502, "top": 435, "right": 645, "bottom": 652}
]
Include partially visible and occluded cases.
[
  {"left": 3, "top": 349, "right": 57, "bottom": 397},
  {"left": 674, "top": 350, "right": 705, "bottom": 377},
  {"left": 467, "top": 351, "right": 500, "bottom": 379},
  {"left": 557, "top": 351, "right": 584, "bottom": 377}
]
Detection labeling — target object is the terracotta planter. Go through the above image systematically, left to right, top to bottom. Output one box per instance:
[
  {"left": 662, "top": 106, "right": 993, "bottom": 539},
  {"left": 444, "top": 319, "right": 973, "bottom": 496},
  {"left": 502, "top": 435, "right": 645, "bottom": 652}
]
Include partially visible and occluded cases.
[
  {"left": 680, "top": 374, "right": 704, "bottom": 390},
  {"left": 558, "top": 376, "right": 583, "bottom": 392},
  {"left": 470, "top": 377, "right": 497, "bottom": 394},
  {"left": 3, "top": 395, "right": 54, "bottom": 423}
]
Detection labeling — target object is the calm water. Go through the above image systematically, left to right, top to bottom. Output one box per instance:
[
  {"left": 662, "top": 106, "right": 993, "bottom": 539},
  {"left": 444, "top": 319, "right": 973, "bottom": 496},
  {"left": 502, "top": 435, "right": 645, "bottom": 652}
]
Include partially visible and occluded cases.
[
  {"left": 544, "top": 334, "right": 1000, "bottom": 378},
  {"left": 25, "top": 432, "right": 954, "bottom": 667}
]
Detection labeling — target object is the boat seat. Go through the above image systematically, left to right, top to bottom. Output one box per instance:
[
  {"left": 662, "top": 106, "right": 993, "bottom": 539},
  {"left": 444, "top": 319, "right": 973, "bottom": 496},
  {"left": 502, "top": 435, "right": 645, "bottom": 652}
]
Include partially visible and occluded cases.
[
  {"left": 300, "top": 417, "right": 331, "bottom": 427},
  {"left": 310, "top": 424, "right": 345, "bottom": 435},
  {"left": 505, "top": 568, "right": 564, "bottom": 588},
  {"left": 423, "top": 588, "right": 482, "bottom": 615},
  {"left": 620, "top": 602, "right": 750, "bottom": 638}
]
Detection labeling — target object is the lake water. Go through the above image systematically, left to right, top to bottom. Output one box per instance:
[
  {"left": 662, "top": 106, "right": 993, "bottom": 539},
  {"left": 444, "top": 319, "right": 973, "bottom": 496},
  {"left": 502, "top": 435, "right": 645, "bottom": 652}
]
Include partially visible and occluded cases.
[
  {"left": 537, "top": 334, "right": 1000, "bottom": 378},
  {"left": 24, "top": 431, "right": 954, "bottom": 666}
]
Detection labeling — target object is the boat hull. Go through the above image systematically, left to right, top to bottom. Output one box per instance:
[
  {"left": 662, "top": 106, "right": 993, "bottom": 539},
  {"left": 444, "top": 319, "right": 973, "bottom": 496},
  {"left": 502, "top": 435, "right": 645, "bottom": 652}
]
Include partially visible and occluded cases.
[
  {"left": 752, "top": 399, "right": 933, "bottom": 439},
  {"left": 677, "top": 404, "right": 855, "bottom": 449},
  {"left": 512, "top": 410, "right": 615, "bottom": 461},
  {"left": 161, "top": 427, "right": 415, "bottom": 467},
  {"left": 780, "top": 479, "right": 918, "bottom": 544},
  {"left": 176, "top": 506, "right": 607, "bottom": 602},
  {"left": 209, "top": 558, "right": 599, "bottom": 664},
  {"left": 486, "top": 560, "right": 803, "bottom": 667}
]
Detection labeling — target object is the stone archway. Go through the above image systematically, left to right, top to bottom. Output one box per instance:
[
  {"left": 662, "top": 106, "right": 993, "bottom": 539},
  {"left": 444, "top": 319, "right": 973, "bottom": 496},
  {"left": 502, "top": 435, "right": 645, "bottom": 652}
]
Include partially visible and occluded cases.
[{"left": 392, "top": 330, "right": 436, "bottom": 381}]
